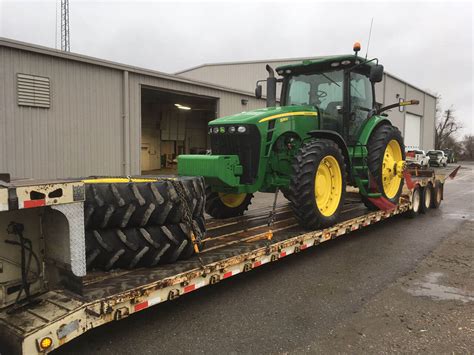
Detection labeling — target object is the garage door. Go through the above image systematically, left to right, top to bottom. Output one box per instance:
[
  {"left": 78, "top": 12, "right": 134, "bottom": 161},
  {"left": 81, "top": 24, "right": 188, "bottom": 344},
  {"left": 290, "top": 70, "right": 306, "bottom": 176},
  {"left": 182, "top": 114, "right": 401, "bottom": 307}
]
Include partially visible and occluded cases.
[{"left": 404, "top": 113, "right": 421, "bottom": 150}]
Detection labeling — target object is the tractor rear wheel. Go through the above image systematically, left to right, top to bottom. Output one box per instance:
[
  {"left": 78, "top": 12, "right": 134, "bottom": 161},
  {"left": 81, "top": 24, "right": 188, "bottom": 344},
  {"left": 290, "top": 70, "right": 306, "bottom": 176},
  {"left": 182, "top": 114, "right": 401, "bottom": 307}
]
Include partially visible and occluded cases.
[
  {"left": 366, "top": 124, "right": 405, "bottom": 208},
  {"left": 288, "top": 139, "right": 346, "bottom": 229},
  {"left": 205, "top": 186, "right": 253, "bottom": 219}
]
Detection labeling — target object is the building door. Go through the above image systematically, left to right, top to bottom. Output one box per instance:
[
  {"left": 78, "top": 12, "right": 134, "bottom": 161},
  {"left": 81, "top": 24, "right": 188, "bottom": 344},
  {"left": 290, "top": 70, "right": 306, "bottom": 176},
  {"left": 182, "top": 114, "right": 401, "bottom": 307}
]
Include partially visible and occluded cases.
[
  {"left": 404, "top": 113, "right": 422, "bottom": 150},
  {"left": 141, "top": 143, "right": 151, "bottom": 171}
]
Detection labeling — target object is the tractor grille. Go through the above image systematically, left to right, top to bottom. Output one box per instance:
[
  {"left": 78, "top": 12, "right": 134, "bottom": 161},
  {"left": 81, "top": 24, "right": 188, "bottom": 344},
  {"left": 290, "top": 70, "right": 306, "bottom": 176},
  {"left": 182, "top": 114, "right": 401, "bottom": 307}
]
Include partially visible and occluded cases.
[{"left": 210, "top": 125, "right": 261, "bottom": 184}]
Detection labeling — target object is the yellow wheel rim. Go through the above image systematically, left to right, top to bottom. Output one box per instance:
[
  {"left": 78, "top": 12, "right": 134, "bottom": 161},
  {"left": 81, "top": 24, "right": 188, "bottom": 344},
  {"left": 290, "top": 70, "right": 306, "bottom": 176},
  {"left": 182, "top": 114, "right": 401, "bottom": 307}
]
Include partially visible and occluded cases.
[
  {"left": 382, "top": 139, "right": 403, "bottom": 199},
  {"left": 314, "top": 156, "right": 343, "bottom": 217},
  {"left": 218, "top": 192, "right": 247, "bottom": 208}
]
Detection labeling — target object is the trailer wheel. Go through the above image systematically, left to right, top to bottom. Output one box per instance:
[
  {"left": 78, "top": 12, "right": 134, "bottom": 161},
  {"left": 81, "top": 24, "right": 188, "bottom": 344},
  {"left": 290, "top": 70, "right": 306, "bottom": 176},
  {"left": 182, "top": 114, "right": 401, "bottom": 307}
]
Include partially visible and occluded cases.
[
  {"left": 366, "top": 124, "right": 405, "bottom": 206},
  {"left": 288, "top": 139, "right": 346, "bottom": 229},
  {"left": 84, "top": 177, "right": 205, "bottom": 229},
  {"left": 430, "top": 181, "right": 443, "bottom": 209},
  {"left": 420, "top": 183, "right": 432, "bottom": 214},
  {"left": 406, "top": 185, "right": 421, "bottom": 218},
  {"left": 205, "top": 186, "right": 253, "bottom": 219},
  {"left": 86, "top": 216, "right": 206, "bottom": 271}
]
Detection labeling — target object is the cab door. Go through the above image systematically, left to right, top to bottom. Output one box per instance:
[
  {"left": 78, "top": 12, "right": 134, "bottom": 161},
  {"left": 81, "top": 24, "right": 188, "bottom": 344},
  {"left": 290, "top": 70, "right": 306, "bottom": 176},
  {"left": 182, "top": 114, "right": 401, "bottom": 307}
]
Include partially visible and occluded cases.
[{"left": 346, "top": 72, "right": 374, "bottom": 144}]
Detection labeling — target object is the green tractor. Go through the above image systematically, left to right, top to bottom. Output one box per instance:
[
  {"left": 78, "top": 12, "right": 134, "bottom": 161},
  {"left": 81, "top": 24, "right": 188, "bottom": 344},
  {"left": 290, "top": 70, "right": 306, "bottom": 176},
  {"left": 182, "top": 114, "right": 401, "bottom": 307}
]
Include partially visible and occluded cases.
[{"left": 178, "top": 43, "right": 418, "bottom": 229}]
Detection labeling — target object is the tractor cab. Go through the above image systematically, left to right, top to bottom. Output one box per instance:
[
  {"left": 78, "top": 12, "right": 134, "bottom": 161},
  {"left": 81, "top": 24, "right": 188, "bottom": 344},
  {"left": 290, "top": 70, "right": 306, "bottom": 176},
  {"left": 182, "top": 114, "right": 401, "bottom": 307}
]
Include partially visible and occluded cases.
[{"left": 273, "top": 51, "right": 384, "bottom": 145}]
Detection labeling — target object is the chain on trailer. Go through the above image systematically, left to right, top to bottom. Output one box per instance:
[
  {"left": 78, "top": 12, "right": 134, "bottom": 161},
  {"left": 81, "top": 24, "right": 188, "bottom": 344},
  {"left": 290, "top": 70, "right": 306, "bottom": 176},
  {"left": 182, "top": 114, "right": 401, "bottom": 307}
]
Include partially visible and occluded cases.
[{"left": 165, "top": 178, "right": 206, "bottom": 267}]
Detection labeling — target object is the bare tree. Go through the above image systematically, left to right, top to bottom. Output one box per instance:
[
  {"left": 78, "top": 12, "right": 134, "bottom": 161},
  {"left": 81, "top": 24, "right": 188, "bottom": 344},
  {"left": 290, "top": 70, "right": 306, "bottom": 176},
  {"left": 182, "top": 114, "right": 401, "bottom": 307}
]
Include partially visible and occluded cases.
[
  {"left": 435, "top": 107, "right": 462, "bottom": 149},
  {"left": 461, "top": 134, "right": 474, "bottom": 160}
]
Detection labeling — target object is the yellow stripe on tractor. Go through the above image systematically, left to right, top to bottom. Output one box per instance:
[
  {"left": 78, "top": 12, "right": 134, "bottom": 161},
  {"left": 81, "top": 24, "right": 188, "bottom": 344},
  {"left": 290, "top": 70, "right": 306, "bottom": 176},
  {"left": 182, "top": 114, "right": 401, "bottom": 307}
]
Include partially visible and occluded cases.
[
  {"left": 258, "top": 111, "right": 317, "bottom": 123},
  {"left": 82, "top": 177, "right": 175, "bottom": 184}
]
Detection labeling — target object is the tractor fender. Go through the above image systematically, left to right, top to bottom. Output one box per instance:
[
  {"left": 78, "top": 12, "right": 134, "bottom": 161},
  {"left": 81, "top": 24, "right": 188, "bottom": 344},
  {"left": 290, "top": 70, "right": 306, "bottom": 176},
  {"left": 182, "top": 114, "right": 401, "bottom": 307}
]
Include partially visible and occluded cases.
[
  {"left": 357, "top": 116, "right": 392, "bottom": 145},
  {"left": 307, "top": 130, "right": 352, "bottom": 179}
]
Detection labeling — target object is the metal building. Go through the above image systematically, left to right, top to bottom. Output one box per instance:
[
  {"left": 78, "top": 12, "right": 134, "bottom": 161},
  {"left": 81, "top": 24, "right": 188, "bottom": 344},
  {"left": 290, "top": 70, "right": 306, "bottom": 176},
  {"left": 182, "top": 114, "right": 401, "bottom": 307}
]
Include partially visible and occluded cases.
[
  {"left": 0, "top": 38, "right": 264, "bottom": 179},
  {"left": 176, "top": 57, "right": 437, "bottom": 151}
]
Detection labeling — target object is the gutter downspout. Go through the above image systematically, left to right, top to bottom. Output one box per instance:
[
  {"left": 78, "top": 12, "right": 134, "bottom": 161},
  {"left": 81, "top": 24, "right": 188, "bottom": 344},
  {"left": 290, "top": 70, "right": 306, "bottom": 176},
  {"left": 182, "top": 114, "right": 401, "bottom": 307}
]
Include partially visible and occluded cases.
[{"left": 123, "top": 70, "right": 130, "bottom": 175}]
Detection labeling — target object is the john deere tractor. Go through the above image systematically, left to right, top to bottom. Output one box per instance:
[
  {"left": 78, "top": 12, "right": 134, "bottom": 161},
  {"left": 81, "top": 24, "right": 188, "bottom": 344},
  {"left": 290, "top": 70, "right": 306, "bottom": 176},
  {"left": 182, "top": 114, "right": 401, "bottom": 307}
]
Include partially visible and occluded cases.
[{"left": 178, "top": 43, "right": 417, "bottom": 229}]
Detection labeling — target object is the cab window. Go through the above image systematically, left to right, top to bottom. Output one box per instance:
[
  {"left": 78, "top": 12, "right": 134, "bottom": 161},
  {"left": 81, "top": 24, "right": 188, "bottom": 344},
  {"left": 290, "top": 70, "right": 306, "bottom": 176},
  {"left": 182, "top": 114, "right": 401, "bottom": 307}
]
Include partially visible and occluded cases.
[{"left": 348, "top": 72, "right": 374, "bottom": 140}]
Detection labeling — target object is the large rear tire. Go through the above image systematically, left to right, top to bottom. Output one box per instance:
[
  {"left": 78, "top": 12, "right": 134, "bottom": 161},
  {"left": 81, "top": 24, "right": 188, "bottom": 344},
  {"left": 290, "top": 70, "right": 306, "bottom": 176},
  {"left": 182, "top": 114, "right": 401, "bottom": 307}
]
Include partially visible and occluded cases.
[
  {"left": 365, "top": 125, "right": 405, "bottom": 209},
  {"left": 288, "top": 139, "right": 346, "bottom": 229},
  {"left": 84, "top": 177, "right": 205, "bottom": 229},
  {"left": 205, "top": 186, "right": 253, "bottom": 219},
  {"left": 86, "top": 216, "right": 205, "bottom": 271}
]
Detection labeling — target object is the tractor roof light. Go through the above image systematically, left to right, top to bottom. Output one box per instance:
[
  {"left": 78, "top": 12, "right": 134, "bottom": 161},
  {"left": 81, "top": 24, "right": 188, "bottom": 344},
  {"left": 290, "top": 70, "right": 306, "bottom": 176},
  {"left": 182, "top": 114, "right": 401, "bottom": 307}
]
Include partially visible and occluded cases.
[
  {"left": 353, "top": 41, "right": 361, "bottom": 53},
  {"left": 330, "top": 62, "right": 340, "bottom": 67},
  {"left": 228, "top": 126, "right": 236, "bottom": 133},
  {"left": 237, "top": 126, "right": 247, "bottom": 133},
  {"left": 212, "top": 127, "right": 219, "bottom": 134}
]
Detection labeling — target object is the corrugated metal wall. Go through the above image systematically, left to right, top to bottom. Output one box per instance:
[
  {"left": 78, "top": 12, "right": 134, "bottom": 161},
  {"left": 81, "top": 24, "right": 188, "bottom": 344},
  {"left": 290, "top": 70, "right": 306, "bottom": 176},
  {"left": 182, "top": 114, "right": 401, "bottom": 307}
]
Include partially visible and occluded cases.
[
  {"left": 0, "top": 44, "right": 265, "bottom": 179},
  {"left": 0, "top": 46, "right": 124, "bottom": 179}
]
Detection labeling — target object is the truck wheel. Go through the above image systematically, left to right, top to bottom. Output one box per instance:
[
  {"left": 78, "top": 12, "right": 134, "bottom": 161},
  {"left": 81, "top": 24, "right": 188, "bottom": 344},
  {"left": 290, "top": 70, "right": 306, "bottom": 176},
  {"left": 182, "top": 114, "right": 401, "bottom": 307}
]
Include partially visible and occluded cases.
[
  {"left": 367, "top": 124, "right": 405, "bottom": 206},
  {"left": 288, "top": 139, "right": 346, "bottom": 229},
  {"left": 84, "top": 177, "right": 205, "bottom": 229},
  {"left": 430, "top": 181, "right": 443, "bottom": 209},
  {"left": 420, "top": 183, "right": 432, "bottom": 214},
  {"left": 406, "top": 185, "right": 421, "bottom": 218},
  {"left": 205, "top": 186, "right": 253, "bottom": 219},
  {"left": 85, "top": 216, "right": 206, "bottom": 271}
]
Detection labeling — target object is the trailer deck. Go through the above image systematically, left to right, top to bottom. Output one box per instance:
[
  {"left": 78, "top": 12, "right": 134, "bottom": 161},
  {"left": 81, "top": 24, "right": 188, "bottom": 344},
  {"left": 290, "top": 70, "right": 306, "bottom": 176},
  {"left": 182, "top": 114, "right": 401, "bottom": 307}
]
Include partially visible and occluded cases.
[{"left": 0, "top": 167, "right": 458, "bottom": 354}]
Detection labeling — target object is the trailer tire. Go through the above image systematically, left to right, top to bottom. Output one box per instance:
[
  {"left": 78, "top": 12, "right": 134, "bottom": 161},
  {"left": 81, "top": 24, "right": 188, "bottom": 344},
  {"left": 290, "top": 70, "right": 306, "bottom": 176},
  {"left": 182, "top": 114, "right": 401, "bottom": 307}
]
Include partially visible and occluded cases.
[
  {"left": 367, "top": 124, "right": 405, "bottom": 206},
  {"left": 288, "top": 139, "right": 346, "bottom": 229},
  {"left": 84, "top": 177, "right": 205, "bottom": 229},
  {"left": 431, "top": 181, "right": 443, "bottom": 209},
  {"left": 420, "top": 183, "right": 432, "bottom": 214},
  {"left": 406, "top": 185, "right": 421, "bottom": 218},
  {"left": 205, "top": 186, "right": 253, "bottom": 219},
  {"left": 85, "top": 216, "right": 206, "bottom": 271}
]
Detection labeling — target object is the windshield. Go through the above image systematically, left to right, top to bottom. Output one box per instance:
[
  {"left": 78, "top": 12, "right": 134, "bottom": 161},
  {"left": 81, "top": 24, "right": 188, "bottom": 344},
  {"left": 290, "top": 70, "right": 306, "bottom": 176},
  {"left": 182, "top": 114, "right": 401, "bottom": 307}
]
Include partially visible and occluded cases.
[{"left": 285, "top": 70, "right": 343, "bottom": 108}]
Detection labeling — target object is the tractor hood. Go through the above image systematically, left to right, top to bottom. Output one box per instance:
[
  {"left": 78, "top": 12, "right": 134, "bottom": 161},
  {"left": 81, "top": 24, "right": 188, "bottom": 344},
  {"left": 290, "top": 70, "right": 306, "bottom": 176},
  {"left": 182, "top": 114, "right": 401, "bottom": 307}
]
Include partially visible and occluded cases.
[{"left": 209, "top": 105, "right": 317, "bottom": 125}]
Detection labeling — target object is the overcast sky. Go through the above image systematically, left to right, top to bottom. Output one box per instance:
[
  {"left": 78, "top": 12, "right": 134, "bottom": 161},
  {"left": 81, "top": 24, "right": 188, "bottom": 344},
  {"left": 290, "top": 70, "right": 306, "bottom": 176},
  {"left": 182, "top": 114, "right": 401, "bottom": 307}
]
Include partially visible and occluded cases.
[{"left": 1, "top": 0, "right": 473, "bottom": 135}]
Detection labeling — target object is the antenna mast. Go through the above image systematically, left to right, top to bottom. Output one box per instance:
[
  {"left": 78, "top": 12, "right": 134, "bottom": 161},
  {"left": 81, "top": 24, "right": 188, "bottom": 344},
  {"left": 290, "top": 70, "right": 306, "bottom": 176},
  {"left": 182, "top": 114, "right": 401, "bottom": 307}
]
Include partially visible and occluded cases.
[
  {"left": 61, "top": 0, "right": 70, "bottom": 52},
  {"left": 365, "top": 17, "right": 374, "bottom": 59}
]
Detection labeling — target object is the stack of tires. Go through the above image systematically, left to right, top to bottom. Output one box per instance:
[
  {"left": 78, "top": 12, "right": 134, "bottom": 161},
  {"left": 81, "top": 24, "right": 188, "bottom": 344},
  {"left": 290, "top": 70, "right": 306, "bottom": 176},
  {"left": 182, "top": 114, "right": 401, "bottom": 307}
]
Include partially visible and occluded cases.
[{"left": 84, "top": 176, "right": 206, "bottom": 271}]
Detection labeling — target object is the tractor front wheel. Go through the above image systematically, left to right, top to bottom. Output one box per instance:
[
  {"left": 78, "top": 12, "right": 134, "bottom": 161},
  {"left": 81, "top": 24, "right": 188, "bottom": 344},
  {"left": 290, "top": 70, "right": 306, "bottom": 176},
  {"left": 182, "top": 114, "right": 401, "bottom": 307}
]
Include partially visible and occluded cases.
[
  {"left": 288, "top": 139, "right": 346, "bottom": 229},
  {"left": 205, "top": 186, "right": 253, "bottom": 219}
]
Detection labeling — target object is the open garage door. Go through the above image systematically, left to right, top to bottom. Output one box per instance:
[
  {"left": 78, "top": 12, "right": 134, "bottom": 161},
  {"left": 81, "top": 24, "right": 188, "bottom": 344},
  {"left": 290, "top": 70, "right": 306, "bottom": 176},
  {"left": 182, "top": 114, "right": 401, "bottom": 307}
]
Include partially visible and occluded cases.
[
  {"left": 141, "top": 87, "right": 217, "bottom": 174},
  {"left": 404, "top": 113, "right": 422, "bottom": 151}
]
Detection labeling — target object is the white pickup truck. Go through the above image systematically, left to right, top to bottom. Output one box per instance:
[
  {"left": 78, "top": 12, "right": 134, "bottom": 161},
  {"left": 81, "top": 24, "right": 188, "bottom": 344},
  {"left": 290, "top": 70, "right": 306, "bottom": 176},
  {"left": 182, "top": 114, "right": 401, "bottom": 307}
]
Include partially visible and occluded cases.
[
  {"left": 406, "top": 149, "right": 430, "bottom": 167},
  {"left": 427, "top": 150, "right": 448, "bottom": 167}
]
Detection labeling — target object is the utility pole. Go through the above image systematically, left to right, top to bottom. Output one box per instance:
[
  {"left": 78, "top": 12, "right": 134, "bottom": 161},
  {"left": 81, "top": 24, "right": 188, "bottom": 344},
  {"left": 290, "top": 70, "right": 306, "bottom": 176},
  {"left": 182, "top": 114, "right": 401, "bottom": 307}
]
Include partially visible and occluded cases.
[{"left": 61, "top": 0, "right": 70, "bottom": 52}]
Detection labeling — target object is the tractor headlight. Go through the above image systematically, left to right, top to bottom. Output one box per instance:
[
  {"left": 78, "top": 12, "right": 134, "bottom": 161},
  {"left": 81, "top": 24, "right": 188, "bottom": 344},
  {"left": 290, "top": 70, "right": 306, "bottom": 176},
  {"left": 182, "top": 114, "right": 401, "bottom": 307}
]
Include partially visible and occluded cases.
[
  {"left": 228, "top": 126, "right": 236, "bottom": 133},
  {"left": 237, "top": 126, "right": 247, "bottom": 133},
  {"left": 208, "top": 127, "right": 213, "bottom": 134},
  {"left": 212, "top": 127, "right": 219, "bottom": 134}
]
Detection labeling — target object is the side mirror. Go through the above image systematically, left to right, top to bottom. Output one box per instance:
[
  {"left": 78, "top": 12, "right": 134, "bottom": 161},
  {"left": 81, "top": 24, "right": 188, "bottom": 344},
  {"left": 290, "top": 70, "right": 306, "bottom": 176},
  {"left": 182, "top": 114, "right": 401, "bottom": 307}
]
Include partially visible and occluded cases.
[
  {"left": 369, "top": 64, "right": 384, "bottom": 83},
  {"left": 255, "top": 84, "right": 262, "bottom": 99}
]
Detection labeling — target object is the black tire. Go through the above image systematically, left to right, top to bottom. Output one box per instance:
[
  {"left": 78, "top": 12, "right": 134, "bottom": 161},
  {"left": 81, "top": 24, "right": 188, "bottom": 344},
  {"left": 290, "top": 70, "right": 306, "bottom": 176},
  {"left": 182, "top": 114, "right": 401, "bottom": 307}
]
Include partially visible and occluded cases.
[
  {"left": 367, "top": 124, "right": 405, "bottom": 205},
  {"left": 288, "top": 139, "right": 346, "bottom": 229},
  {"left": 84, "top": 176, "right": 205, "bottom": 229},
  {"left": 431, "top": 181, "right": 443, "bottom": 209},
  {"left": 420, "top": 184, "right": 433, "bottom": 214},
  {"left": 406, "top": 185, "right": 421, "bottom": 218},
  {"left": 205, "top": 186, "right": 253, "bottom": 219},
  {"left": 280, "top": 188, "right": 291, "bottom": 201},
  {"left": 86, "top": 216, "right": 206, "bottom": 271}
]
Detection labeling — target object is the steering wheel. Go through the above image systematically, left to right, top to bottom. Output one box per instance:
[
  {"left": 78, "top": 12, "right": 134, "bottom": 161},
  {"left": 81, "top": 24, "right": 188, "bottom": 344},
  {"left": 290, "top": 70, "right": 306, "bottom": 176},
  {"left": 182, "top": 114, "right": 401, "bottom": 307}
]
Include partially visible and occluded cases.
[{"left": 317, "top": 90, "right": 327, "bottom": 99}]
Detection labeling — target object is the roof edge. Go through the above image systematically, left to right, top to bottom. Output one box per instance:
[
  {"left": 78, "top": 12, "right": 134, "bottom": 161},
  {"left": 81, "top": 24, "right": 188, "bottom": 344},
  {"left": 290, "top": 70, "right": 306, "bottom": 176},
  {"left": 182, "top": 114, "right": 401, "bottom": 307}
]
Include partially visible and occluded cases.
[{"left": 0, "top": 37, "right": 259, "bottom": 98}]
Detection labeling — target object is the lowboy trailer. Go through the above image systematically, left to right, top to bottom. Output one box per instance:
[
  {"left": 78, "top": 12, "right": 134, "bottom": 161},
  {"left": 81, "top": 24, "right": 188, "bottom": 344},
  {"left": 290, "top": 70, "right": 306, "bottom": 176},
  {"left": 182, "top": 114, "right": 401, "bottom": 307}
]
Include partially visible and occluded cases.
[{"left": 0, "top": 167, "right": 459, "bottom": 354}]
